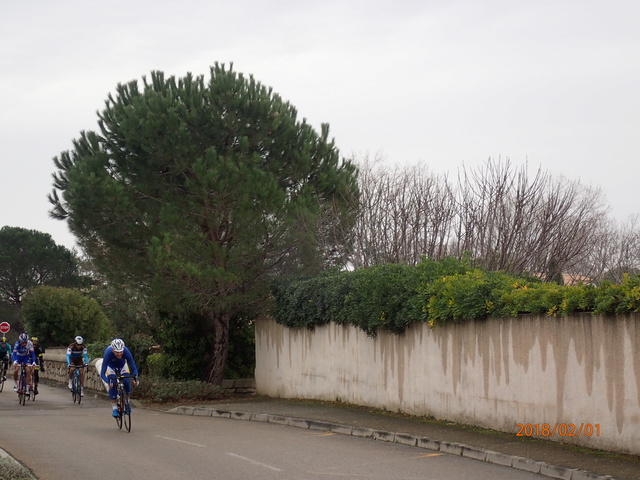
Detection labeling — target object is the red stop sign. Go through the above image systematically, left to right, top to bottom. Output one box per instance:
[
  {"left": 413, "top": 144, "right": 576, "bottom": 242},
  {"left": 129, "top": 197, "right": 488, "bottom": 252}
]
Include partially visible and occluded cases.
[{"left": 0, "top": 322, "right": 10, "bottom": 334}]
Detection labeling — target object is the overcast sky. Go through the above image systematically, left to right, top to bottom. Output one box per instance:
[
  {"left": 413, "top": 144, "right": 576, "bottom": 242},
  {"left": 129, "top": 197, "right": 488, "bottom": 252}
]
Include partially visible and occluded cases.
[{"left": 2, "top": 0, "right": 639, "bottom": 251}]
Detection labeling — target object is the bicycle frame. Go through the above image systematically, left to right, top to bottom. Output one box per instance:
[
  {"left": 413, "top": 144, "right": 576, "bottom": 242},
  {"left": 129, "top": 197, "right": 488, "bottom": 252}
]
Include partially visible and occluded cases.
[
  {"left": 17, "top": 363, "right": 28, "bottom": 405},
  {"left": 69, "top": 364, "right": 87, "bottom": 404},
  {"left": 113, "top": 372, "right": 133, "bottom": 432}
]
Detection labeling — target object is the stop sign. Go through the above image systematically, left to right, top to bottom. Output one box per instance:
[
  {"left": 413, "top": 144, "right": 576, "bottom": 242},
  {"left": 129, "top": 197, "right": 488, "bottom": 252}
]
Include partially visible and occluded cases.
[{"left": 0, "top": 322, "right": 10, "bottom": 334}]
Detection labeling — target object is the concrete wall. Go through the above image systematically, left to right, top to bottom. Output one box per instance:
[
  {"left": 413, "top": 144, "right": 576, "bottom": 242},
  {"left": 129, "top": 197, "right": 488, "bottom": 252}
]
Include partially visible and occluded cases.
[{"left": 255, "top": 314, "right": 640, "bottom": 455}]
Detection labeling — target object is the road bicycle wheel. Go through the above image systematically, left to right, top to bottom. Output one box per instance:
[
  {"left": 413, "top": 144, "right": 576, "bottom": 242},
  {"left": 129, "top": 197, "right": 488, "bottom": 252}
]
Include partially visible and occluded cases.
[
  {"left": 0, "top": 374, "right": 4, "bottom": 393},
  {"left": 76, "top": 374, "right": 82, "bottom": 404},
  {"left": 18, "top": 375, "right": 26, "bottom": 406},
  {"left": 72, "top": 375, "right": 78, "bottom": 403},
  {"left": 115, "top": 392, "right": 123, "bottom": 430},
  {"left": 123, "top": 397, "right": 132, "bottom": 432}
]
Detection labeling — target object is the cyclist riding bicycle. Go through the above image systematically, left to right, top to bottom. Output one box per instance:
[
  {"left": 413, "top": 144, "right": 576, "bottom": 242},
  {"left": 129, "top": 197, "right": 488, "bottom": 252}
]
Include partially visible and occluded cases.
[
  {"left": 12, "top": 333, "right": 36, "bottom": 394},
  {"left": 67, "top": 336, "right": 89, "bottom": 397},
  {"left": 0, "top": 337, "right": 11, "bottom": 381},
  {"left": 31, "top": 337, "right": 45, "bottom": 395},
  {"left": 100, "top": 338, "right": 139, "bottom": 418}
]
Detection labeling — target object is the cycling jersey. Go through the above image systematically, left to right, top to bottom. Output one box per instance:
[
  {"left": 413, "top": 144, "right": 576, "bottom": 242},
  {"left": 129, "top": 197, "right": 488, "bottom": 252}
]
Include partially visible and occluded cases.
[
  {"left": 12, "top": 340, "right": 36, "bottom": 364},
  {"left": 0, "top": 342, "right": 11, "bottom": 359},
  {"left": 67, "top": 342, "right": 89, "bottom": 365},
  {"left": 33, "top": 344, "right": 45, "bottom": 370},
  {"left": 100, "top": 345, "right": 139, "bottom": 400},
  {"left": 100, "top": 346, "right": 139, "bottom": 381}
]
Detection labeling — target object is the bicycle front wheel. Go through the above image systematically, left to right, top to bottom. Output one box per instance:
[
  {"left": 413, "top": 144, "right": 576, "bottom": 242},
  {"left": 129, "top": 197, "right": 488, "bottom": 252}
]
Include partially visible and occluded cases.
[
  {"left": 72, "top": 376, "right": 78, "bottom": 403},
  {"left": 76, "top": 376, "right": 82, "bottom": 404},
  {"left": 18, "top": 378, "right": 26, "bottom": 406},
  {"left": 115, "top": 395, "right": 124, "bottom": 429},
  {"left": 123, "top": 398, "right": 132, "bottom": 432}
]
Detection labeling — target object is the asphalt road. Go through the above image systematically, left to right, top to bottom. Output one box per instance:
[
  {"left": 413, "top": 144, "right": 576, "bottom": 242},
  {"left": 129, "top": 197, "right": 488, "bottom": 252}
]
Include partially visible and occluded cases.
[{"left": 0, "top": 382, "right": 549, "bottom": 480}]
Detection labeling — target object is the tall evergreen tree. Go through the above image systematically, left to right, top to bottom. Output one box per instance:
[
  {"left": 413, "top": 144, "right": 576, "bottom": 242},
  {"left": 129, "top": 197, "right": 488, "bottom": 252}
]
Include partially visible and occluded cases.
[
  {"left": 49, "top": 63, "right": 358, "bottom": 384},
  {"left": 0, "top": 226, "right": 81, "bottom": 308}
]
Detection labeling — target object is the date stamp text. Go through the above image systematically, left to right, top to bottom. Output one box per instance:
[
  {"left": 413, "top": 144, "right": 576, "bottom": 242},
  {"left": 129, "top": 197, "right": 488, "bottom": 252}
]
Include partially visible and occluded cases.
[{"left": 516, "top": 423, "right": 601, "bottom": 437}]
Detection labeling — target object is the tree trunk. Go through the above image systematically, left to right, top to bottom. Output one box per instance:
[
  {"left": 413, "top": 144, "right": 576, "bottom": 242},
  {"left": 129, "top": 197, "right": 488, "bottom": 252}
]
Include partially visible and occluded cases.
[{"left": 205, "top": 312, "right": 230, "bottom": 385}]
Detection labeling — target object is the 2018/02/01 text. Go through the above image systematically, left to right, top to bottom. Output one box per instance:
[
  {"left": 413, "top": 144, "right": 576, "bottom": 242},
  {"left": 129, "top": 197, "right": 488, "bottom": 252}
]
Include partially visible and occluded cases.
[{"left": 516, "top": 423, "right": 601, "bottom": 437}]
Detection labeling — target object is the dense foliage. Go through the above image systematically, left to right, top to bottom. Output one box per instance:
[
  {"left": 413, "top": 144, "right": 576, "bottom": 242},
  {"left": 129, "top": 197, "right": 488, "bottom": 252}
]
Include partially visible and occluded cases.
[
  {"left": 0, "top": 226, "right": 83, "bottom": 309},
  {"left": 271, "top": 258, "right": 640, "bottom": 335},
  {"left": 21, "top": 286, "right": 112, "bottom": 346}
]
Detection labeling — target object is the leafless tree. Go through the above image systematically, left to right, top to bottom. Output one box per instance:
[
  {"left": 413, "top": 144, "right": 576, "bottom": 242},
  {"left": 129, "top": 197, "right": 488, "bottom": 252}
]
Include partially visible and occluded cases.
[
  {"left": 350, "top": 156, "right": 633, "bottom": 283},
  {"left": 350, "top": 156, "right": 456, "bottom": 268}
]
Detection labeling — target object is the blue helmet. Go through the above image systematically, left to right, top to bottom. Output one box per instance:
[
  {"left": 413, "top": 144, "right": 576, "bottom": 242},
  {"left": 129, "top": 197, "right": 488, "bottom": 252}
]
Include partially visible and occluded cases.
[{"left": 18, "top": 333, "right": 29, "bottom": 343}]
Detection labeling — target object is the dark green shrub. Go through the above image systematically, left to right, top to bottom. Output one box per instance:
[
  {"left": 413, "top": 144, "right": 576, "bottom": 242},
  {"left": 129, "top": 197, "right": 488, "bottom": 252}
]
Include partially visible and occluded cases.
[
  {"left": 225, "top": 318, "right": 255, "bottom": 379},
  {"left": 135, "top": 375, "right": 227, "bottom": 403}
]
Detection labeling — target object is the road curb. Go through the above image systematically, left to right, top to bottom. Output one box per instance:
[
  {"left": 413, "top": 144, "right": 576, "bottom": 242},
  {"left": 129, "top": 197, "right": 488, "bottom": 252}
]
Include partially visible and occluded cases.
[{"left": 167, "top": 406, "right": 619, "bottom": 480}]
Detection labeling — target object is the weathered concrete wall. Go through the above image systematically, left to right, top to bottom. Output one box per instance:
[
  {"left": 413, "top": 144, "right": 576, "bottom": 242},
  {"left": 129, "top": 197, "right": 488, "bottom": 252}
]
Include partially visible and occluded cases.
[{"left": 255, "top": 314, "right": 640, "bottom": 455}]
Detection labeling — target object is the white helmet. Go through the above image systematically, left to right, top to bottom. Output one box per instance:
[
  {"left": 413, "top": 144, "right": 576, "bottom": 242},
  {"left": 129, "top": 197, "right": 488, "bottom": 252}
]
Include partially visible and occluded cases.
[
  {"left": 75, "top": 336, "right": 84, "bottom": 344},
  {"left": 111, "top": 338, "right": 125, "bottom": 352}
]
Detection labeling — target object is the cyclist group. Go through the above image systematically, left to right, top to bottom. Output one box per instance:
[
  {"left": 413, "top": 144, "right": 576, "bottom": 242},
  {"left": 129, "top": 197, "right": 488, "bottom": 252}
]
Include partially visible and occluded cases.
[{"left": 1, "top": 333, "right": 139, "bottom": 417}]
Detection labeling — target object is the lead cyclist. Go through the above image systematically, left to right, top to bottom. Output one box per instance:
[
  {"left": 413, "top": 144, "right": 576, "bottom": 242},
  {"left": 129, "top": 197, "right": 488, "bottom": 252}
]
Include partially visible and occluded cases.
[{"left": 99, "top": 338, "right": 139, "bottom": 417}]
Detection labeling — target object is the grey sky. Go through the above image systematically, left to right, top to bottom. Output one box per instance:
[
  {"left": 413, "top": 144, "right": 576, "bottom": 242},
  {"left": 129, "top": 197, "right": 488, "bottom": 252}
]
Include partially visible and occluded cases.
[{"left": 2, "top": 0, "right": 639, "bottom": 251}]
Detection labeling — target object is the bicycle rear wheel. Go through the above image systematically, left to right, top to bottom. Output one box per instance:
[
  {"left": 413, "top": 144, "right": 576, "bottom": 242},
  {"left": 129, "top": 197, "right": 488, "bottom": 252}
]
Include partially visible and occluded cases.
[{"left": 0, "top": 375, "right": 4, "bottom": 393}]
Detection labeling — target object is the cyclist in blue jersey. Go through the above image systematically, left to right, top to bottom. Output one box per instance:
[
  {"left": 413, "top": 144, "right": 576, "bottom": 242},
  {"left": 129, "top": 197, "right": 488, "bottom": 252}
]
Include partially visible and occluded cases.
[
  {"left": 12, "top": 333, "right": 36, "bottom": 393},
  {"left": 67, "top": 336, "right": 90, "bottom": 396},
  {"left": 0, "top": 337, "right": 11, "bottom": 381},
  {"left": 100, "top": 338, "right": 139, "bottom": 417}
]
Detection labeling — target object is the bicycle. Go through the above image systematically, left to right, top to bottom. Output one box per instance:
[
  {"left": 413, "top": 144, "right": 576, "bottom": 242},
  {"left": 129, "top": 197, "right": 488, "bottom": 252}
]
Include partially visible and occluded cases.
[
  {"left": 0, "top": 359, "right": 7, "bottom": 393},
  {"left": 16, "top": 363, "right": 30, "bottom": 405},
  {"left": 68, "top": 364, "right": 88, "bottom": 404},
  {"left": 113, "top": 372, "right": 134, "bottom": 432}
]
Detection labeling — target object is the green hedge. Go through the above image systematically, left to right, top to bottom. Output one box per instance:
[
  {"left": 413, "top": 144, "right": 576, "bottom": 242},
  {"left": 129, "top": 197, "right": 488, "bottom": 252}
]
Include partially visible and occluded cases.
[{"left": 270, "top": 259, "right": 640, "bottom": 335}]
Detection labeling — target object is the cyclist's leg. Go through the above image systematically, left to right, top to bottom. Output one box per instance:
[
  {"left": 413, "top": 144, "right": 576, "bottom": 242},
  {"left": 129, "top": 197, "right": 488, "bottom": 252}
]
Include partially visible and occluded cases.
[
  {"left": 13, "top": 361, "right": 20, "bottom": 389},
  {"left": 24, "top": 364, "right": 33, "bottom": 393},
  {"left": 68, "top": 364, "right": 76, "bottom": 388},
  {"left": 79, "top": 366, "right": 86, "bottom": 396},
  {"left": 33, "top": 367, "right": 39, "bottom": 394},
  {"left": 107, "top": 373, "right": 119, "bottom": 416},
  {"left": 122, "top": 377, "right": 132, "bottom": 395}
]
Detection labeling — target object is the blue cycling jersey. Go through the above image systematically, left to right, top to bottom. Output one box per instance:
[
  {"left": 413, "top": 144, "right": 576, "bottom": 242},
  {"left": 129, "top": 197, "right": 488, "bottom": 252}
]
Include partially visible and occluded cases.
[
  {"left": 12, "top": 340, "right": 36, "bottom": 364},
  {"left": 100, "top": 346, "right": 139, "bottom": 384}
]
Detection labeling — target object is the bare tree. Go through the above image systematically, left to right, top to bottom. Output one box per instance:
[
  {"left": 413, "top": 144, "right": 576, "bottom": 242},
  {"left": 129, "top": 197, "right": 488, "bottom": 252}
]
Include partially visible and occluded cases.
[
  {"left": 350, "top": 156, "right": 456, "bottom": 268},
  {"left": 351, "top": 156, "right": 625, "bottom": 282}
]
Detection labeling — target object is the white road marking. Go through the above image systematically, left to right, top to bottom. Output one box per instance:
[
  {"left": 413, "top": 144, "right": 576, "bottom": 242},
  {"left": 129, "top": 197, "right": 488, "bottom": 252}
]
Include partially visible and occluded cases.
[
  {"left": 154, "top": 435, "right": 206, "bottom": 448},
  {"left": 226, "top": 452, "right": 282, "bottom": 472}
]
